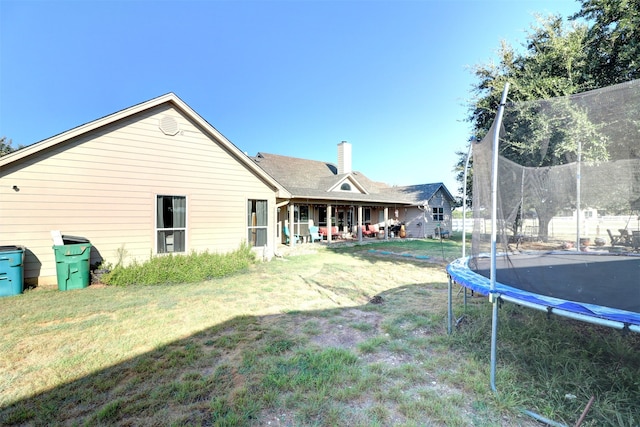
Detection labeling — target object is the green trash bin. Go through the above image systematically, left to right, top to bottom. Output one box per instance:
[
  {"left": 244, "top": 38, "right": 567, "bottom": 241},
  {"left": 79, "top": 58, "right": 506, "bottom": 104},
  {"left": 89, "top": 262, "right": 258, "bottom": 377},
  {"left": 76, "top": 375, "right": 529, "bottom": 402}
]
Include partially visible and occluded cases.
[
  {"left": 53, "top": 240, "right": 92, "bottom": 291},
  {"left": 0, "top": 245, "right": 25, "bottom": 297}
]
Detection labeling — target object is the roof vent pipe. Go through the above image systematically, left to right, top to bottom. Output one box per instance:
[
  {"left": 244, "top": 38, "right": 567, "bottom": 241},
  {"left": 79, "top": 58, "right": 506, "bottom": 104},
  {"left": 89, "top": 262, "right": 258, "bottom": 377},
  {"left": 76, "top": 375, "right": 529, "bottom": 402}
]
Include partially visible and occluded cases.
[{"left": 337, "top": 141, "right": 352, "bottom": 175}]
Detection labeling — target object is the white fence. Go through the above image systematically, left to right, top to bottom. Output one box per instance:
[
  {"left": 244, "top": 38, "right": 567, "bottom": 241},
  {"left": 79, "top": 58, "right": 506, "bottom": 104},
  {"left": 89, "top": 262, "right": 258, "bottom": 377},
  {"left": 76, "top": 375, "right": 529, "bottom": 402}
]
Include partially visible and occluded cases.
[
  {"left": 452, "top": 215, "right": 640, "bottom": 241},
  {"left": 452, "top": 218, "right": 474, "bottom": 233}
]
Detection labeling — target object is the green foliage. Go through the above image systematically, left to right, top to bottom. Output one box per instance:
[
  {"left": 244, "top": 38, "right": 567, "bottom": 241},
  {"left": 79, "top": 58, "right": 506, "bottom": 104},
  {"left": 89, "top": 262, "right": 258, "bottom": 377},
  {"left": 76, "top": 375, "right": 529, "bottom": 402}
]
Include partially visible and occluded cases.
[
  {"left": 458, "top": 0, "right": 640, "bottom": 197},
  {"left": 573, "top": 0, "right": 640, "bottom": 87},
  {"left": 469, "top": 15, "right": 591, "bottom": 143},
  {"left": 500, "top": 96, "right": 609, "bottom": 167},
  {"left": 0, "top": 136, "right": 20, "bottom": 156},
  {"left": 102, "top": 243, "right": 256, "bottom": 286},
  {"left": 262, "top": 347, "right": 360, "bottom": 393},
  {"left": 96, "top": 400, "right": 122, "bottom": 422}
]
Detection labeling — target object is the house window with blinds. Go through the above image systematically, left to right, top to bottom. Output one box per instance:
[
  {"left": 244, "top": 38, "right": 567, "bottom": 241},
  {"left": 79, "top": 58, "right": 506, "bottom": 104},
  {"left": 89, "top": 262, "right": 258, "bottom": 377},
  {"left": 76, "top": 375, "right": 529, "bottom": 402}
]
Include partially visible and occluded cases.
[
  {"left": 157, "top": 195, "right": 186, "bottom": 253},
  {"left": 248, "top": 200, "right": 268, "bottom": 247}
]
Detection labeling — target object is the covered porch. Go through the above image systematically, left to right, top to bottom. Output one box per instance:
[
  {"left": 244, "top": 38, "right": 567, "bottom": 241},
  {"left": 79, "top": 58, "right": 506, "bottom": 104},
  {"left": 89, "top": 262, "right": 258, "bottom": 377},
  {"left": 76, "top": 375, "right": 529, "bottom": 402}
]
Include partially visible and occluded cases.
[{"left": 276, "top": 200, "right": 410, "bottom": 246}]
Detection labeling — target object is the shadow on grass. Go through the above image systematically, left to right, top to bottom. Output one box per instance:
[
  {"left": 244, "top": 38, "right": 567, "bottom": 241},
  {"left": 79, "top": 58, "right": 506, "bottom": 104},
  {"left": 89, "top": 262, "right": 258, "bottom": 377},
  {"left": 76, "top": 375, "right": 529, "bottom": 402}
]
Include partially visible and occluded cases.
[
  {"left": 3, "top": 244, "right": 638, "bottom": 426},
  {"left": 0, "top": 282, "right": 452, "bottom": 426}
]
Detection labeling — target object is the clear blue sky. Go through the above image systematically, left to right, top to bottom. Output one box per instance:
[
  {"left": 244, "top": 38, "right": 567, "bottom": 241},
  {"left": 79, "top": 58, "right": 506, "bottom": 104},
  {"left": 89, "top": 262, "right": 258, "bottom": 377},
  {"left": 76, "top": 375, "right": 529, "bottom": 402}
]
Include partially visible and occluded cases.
[{"left": 1, "top": 0, "right": 580, "bottom": 195}]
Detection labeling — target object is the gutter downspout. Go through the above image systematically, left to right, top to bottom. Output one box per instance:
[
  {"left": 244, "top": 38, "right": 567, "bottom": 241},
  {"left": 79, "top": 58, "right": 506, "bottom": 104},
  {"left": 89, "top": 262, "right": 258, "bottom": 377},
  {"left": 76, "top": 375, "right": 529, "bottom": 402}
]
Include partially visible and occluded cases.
[{"left": 274, "top": 201, "right": 290, "bottom": 256}]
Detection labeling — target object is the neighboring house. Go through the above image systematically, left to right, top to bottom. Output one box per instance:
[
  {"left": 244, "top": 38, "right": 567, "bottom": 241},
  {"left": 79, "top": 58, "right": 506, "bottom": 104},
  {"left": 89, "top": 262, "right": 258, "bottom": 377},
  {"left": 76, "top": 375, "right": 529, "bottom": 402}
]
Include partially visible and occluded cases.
[
  {"left": 0, "top": 93, "right": 289, "bottom": 286},
  {"left": 1, "top": 95, "right": 455, "bottom": 286},
  {"left": 252, "top": 141, "right": 455, "bottom": 243},
  {"left": 384, "top": 182, "right": 456, "bottom": 239}
]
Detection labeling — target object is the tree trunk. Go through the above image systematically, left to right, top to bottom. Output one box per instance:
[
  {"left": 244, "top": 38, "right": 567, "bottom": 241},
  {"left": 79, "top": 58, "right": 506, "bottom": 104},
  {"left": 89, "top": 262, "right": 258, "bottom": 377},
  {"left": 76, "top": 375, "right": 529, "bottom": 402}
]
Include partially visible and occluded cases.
[{"left": 536, "top": 209, "right": 554, "bottom": 241}]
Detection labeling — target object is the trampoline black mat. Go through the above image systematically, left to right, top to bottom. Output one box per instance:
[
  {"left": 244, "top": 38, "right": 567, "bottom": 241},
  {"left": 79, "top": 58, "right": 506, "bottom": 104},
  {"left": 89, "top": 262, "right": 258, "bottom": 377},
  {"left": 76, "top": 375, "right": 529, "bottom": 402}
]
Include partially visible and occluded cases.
[{"left": 472, "top": 253, "right": 640, "bottom": 313}]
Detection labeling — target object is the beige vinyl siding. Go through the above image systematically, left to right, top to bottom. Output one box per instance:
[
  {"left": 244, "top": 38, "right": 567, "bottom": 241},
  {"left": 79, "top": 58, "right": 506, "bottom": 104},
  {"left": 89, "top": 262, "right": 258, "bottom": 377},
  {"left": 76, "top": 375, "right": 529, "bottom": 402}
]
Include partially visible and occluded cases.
[
  {"left": 0, "top": 104, "right": 277, "bottom": 284},
  {"left": 395, "top": 193, "right": 454, "bottom": 239},
  {"left": 403, "top": 207, "right": 426, "bottom": 238}
]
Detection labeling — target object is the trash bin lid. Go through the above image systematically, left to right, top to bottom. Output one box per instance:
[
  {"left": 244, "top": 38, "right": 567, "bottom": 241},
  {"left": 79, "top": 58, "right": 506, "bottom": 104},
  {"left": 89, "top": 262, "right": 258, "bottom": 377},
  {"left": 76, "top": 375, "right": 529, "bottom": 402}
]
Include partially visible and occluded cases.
[
  {"left": 61, "top": 235, "right": 90, "bottom": 244},
  {"left": 0, "top": 245, "right": 22, "bottom": 252}
]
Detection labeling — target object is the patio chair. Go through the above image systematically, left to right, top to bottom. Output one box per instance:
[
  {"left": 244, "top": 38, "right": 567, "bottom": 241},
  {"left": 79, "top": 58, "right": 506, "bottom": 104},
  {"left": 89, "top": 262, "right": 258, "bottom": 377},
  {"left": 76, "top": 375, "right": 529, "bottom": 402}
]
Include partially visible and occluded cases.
[
  {"left": 363, "top": 224, "right": 379, "bottom": 237},
  {"left": 283, "top": 226, "right": 300, "bottom": 245},
  {"left": 309, "top": 226, "right": 322, "bottom": 243},
  {"left": 318, "top": 226, "right": 340, "bottom": 240},
  {"left": 607, "top": 229, "right": 622, "bottom": 246},
  {"left": 619, "top": 229, "right": 632, "bottom": 245},
  {"left": 633, "top": 231, "right": 640, "bottom": 252}
]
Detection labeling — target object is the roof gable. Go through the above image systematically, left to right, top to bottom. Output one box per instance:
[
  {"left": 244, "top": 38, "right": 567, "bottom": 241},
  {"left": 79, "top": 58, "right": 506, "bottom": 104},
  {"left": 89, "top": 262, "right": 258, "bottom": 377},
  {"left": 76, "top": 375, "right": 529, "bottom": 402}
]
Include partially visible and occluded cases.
[
  {"left": 1, "top": 94, "right": 289, "bottom": 197},
  {"left": 327, "top": 175, "right": 369, "bottom": 194}
]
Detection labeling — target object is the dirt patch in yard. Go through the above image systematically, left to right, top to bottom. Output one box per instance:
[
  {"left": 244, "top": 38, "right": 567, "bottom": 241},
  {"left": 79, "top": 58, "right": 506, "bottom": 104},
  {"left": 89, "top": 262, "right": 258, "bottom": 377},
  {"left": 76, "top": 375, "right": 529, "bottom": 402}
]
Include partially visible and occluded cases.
[{"left": 305, "top": 308, "right": 383, "bottom": 350}]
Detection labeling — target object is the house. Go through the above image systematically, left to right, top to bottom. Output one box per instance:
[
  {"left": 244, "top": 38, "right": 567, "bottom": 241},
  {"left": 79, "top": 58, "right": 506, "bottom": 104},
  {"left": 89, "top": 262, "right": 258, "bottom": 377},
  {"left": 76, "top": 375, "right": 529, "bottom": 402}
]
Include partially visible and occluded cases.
[
  {"left": 0, "top": 93, "right": 289, "bottom": 286},
  {"left": 1, "top": 95, "right": 455, "bottom": 287},
  {"left": 252, "top": 141, "right": 455, "bottom": 243}
]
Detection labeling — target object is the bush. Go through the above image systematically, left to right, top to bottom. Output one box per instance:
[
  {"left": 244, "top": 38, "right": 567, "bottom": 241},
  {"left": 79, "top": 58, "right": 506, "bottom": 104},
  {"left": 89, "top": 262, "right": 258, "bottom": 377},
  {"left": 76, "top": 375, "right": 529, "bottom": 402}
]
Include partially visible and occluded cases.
[{"left": 102, "top": 243, "right": 256, "bottom": 286}]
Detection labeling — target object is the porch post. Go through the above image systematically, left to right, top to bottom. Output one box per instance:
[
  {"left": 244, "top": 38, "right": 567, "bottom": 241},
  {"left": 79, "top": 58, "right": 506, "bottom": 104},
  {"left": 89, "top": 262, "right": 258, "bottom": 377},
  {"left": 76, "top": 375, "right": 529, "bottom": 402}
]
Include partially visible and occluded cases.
[
  {"left": 289, "top": 203, "right": 296, "bottom": 247},
  {"left": 274, "top": 204, "right": 279, "bottom": 253},
  {"left": 327, "top": 204, "right": 332, "bottom": 243},
  {"left": 357, "top": 205, "right": 363, "bottom": 242},
  {"left": 384, "top": 207, "right": 389, "bottom": 240}
]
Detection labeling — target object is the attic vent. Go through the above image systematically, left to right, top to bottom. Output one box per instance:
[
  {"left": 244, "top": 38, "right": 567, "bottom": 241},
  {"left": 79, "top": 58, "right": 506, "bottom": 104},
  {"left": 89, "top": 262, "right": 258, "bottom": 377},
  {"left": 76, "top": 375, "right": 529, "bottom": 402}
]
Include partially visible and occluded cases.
[{"left": 159, "top": 116, "right": 179, "bottom": 136}]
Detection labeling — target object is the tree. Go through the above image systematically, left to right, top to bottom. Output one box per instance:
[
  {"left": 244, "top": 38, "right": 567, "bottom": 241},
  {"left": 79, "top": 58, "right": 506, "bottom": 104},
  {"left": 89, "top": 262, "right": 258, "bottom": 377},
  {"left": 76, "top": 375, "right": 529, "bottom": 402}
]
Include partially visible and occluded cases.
[
  {"left": 573, "top": 0, "right": 640, "bottom": 86},
  {"left": 463, "top": 1, "right": 640, "bottom": 169},
  {"left": 459, "top": 3, "right": 640, "bottom": 239},
  {"left": 463, "top": 16, "right": 593, "bottom": 238},
  {"left": 467, "top": 16, "right": 590, "bottom": 140},
  {"left": 501, "top": 94, "right": 613, "bottom": 238},
  {"left": 0, "top": 136, "right": 17, "bottom": 157},
  {"left": 453, "top": 148, "right": 472, "bottom": 207}
]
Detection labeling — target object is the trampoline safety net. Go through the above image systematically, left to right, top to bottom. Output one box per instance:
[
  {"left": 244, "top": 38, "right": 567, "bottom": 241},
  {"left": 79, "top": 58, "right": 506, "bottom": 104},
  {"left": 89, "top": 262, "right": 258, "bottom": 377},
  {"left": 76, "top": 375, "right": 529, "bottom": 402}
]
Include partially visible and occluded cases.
[{"left": 471, "top": 79, "right": 640, "bottom": 259}]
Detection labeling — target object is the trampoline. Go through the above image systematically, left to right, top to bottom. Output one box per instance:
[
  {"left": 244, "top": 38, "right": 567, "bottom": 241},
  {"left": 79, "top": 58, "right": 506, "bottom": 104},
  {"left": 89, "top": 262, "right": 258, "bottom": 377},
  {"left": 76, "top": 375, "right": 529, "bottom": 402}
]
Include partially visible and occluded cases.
[
  {"left": 447, "top": 79, "right": 640, "bottom": 427},
  {"left": 449, "top": 80, "right": 640, "bottom": 336},
  {"left": 447, "top": 252, "right": 640, "bottom": 332}
]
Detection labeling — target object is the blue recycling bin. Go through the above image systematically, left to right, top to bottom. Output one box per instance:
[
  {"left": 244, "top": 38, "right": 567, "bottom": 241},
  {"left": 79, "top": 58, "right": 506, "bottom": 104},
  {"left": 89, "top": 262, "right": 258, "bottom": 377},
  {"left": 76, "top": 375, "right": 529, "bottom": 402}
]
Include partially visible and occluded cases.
[{"left": 0, "top": 245, "right": 25, "bottom": 297}]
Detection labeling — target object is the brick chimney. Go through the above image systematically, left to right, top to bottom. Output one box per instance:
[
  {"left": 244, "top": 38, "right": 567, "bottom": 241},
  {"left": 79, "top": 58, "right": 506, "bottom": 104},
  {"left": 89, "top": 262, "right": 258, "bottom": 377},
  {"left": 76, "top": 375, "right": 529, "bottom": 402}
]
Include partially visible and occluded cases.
[{"left": 337, "top": 141, "right": 352, "bottom": 174}]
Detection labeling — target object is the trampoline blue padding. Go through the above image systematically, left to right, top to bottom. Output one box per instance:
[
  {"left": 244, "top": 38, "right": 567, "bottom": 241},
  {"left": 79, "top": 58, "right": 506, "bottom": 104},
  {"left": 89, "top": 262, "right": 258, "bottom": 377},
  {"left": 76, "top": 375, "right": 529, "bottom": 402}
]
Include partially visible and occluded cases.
[{"left": 447, "top": 252, "right": 640, "bottom": 328}]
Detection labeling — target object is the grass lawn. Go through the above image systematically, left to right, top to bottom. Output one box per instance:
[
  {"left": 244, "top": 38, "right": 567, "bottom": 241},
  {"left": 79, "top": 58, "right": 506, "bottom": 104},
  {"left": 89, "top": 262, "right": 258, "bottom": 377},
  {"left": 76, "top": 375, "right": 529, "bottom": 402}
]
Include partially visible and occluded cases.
[{"left": 1, "top": 237, "right": 638, "bottom": 426}]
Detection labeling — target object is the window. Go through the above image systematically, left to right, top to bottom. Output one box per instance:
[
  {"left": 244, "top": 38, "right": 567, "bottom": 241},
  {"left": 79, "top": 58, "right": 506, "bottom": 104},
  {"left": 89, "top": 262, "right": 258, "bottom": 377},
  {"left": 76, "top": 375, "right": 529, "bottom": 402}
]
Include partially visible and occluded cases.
[
  {"left": 340, "top": 183, "right": 351, "bottom": 191},
  {"left": 157, "top": 195, "right": 186, "bottom": 253},
  {"left": 248, "top": 199, "right": 268, "bottom": 247},
  {"left": 294, "top": 205, "right": 309, "bottom": 223},
  {"left": 319, "top": 207, "right": 327, "bottom": 225},
  {"left": 432, "top": 207, "right": 444, "bottom": 221},
  {"left": 364, "top": 208, "right": 371, "bottom": 223}
]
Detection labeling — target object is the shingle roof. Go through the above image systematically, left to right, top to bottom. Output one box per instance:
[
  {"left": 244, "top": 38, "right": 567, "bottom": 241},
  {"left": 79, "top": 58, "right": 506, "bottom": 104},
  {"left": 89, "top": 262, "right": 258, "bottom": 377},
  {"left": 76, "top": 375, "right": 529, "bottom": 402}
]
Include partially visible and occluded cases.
[
  {"left": 251, "top": 152, "right": 454, "bottom": 205},
  {"left": 380, "top": 183, "right": 455, "bottom": 205}
]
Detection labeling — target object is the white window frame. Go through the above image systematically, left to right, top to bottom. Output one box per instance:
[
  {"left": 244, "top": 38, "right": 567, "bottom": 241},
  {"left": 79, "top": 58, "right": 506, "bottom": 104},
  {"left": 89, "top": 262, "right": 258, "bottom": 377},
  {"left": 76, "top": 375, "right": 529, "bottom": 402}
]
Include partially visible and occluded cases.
[
  {"left": 156, "top": 195, "right": 187, "bottom": 254},
  {"left": 248, "top": 199, "right": 268, "bottom": 247}
]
